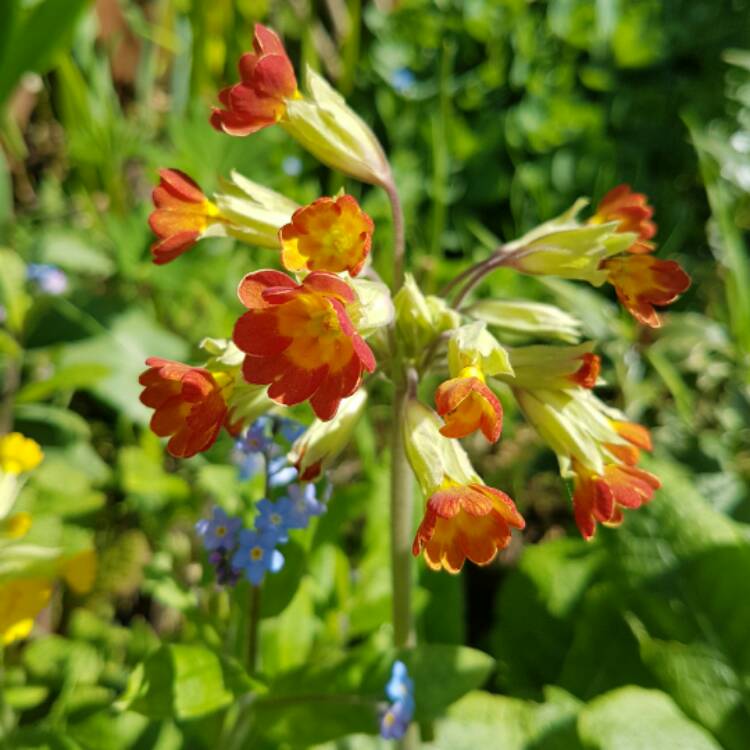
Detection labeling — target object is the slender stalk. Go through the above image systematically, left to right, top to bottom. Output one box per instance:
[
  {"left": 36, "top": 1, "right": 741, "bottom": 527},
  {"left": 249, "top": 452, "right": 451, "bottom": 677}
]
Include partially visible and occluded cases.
[
  {"left": 385, "top": 180, "right": 406, "bottom": 291},
  {"left": 450, "top": 245, "right": 519, "bottom": 310},
  {"left": 0, "top": 355, "right": 21, "bottom": 435},
  {"left": 247, "top": 584, "right": 261, "bottom": 674}
]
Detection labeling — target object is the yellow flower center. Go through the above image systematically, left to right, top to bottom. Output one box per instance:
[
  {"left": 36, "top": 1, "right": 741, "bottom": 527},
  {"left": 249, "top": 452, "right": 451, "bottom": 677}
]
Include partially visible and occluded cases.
[
  {"left": 458, "top": 365, "right": 485, "bottom": 383},
  {"left": 271, "top": 513, "right": 282, "bottom": 526},
  {"left": 216, "top": 526, "right": 227, "bottom": 537},
  {"left": 250, "top": 546, "right": 264, "bottom": 561}
]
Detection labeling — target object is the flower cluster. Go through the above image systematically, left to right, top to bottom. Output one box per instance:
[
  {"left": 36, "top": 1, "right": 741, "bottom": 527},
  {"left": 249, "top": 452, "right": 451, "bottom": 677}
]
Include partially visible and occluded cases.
[
  {"left": 141, "top": 21, "right": 691, "bottom": 582},
  {"left": 26, "top": 263, "right": 68, "bottom": 295},
  {"left": 196, "top": 416, "right": 325, "bottom": 586},
  {"left": 380, "top": 660, "right": 415, "bottom": 740}
]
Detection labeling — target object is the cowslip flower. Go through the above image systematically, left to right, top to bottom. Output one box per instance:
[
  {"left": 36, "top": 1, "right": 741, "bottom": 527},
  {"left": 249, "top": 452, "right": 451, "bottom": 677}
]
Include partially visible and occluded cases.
[
  {"left": 210, "top": 24, "right": 298, "bottom": 136},
  {"left": 212, "top": 26, "right": 391, "bottom": 186},
  {"left": 149, "top": 169, "right": 223, "bottom": 264},
  {"left": 149, "top": 169, "right": 298, "bottom": 264},
  {"left": 589, "top": 184, "right": 656, "bottom": 254},
  {"left": 279, "top": 194, "right": 373, "bottom": 276},
  {"left": 603, "top": 254, "right": 691, "bottom": 328},
  {"left": 233, "top": 270, "right": 375, "bottom": 420},
  {"left": 432, "top": 322, "right": 512, "bottom": 442},
  {"left": 502, "top": 343, "right": 601, "bottom": 391},
  {"left": 139, "top": 358, "right": 233, "bottom": 458},
  {"left": 435, "top": 366, "right": 503, "bottom": 442},
  {"left": 514, "top": 387, "right": 660, "bottom": 539},
  {"left": 404, "top": 401, "right": 524, "bottom": 573},
  {"left": 0, "top": 433, "right": 43, "bottom": 476},
  {"left": 196, "top": 506, "right": 242, "bottom": 551},
  {"left": 0, "top": 512, "right": 32, "bottom": 540},
  {"left": 232, "top": 528, "right": 284, "bottom": 586},
  {"left": 58, "top": 549, "right": 97, "bottom": 596},
  {"left": 0, "top": 577, "right": 52, "bottom": 645}
]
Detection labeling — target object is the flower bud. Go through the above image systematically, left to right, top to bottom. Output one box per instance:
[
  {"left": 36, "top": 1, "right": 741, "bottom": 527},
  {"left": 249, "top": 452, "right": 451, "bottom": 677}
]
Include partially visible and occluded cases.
[
  {"left": 282, "top": 67, "right": 392, "bottom": 187},
  {"left": 214, "top": 170, "right": 299, "bottom": 249},
  {"left": 503, "top": 198, "right": 636, "bottom": 284},
  {"left": 394, "top": 274, "right": 460, "bottom": 357},
  {"left": 466, "top": 299, "right": 582, "bottom": 343},
  {"left": 447, "top": 322, "right": 513, "bottom": 379},
  {"left": 503, "top": 343, "right": 600, "bottom": 390},
  {"left": 288, "top": 389, "right": 367, "bottom": 480}
]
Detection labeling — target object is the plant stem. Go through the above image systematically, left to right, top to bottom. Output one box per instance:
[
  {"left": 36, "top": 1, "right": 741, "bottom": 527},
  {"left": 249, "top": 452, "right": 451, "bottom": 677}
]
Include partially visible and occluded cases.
[
  {"left": 385, "top": 176, "right": 419, "bottom": 749},
  {"left": 385, "top": 180, "right": 406, "bottom": 291},
  {"left": 450, "top": 246, "right": 518, "bottom": 310},
  {"left": 389, "top": 380, "right": 415, "bottom": 651},
  {"left": 247, "top": 584, "right": 261, "bottom": 674}
]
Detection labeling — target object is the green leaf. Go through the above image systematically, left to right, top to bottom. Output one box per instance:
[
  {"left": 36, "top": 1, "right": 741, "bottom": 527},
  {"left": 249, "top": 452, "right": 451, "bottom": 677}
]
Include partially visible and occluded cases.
[
  {"left": 0, "top": 0, "right": 91, "bottom": 107},
  {"left": 37, "top": 229, "right": 116, "bottom": 277},
  {"left": 0, "top": 247, "right": 30, "bottom": 334},
  {"left": 60, "top": 308, "right": 188, "bottom": 422},
  {"left": 16, "top": 364, "right": 111, "bottom": 403},
  {"left": 13, "top": 403, "right": 92, "bottom": 444},
  {"left": 493, "top": 537, "right": 601, "bottom": 694},
  {"left": 118, "top": 644, "right": 234, "bottom": 720},
  {"left": 402, "top": 644, "right": 495, "bottom": 722},
  {"left": 3, "top": 685, "right": 50, "bottom": 711},
  {"left": 578, "top": 687, "right": 722, "bottom": 750},
  {"left": 433, "top": 688, "right": 583, "bottom": 750}
]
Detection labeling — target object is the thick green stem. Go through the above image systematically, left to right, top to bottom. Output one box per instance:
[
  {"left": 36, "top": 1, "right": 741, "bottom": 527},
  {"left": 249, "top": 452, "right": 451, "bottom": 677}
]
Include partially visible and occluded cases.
[
  {"left": 385, "top": 176, "right": 419, "bottom": 749},
  {"left": 389, "top": 380, "right": 415, "bottom": 650}
]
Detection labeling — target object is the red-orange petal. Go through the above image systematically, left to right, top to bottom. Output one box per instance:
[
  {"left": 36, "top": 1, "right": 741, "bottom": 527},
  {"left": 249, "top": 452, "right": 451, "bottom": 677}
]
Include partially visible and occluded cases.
[
  {"left": 604, "top": 255, "right": 691, "bottom": 328},
  {"left": 435, "top": 377, "right": 503, "bottom": 443},
  {"left": 413, "top": 483, "right": 524, "bottom": 573}
]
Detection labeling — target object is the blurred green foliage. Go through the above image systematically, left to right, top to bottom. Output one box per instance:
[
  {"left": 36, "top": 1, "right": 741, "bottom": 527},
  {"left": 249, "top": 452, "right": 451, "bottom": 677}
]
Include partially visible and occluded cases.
[{"left": 1, "top": 0, "right": 750, "bottom": 748}]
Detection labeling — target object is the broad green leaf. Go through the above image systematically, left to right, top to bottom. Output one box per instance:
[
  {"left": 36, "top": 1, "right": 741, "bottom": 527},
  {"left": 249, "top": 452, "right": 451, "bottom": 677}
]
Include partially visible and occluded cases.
[
  {"left": 0, "top": 0, "right": 91, "bottom": 106},
  {"left": 37, "top": 229, "right": 116, "bottom": 277},
  {"left": 0, "top": 247, "right": 30, "bottom": 334},
  {"left": 60, "top": 309, "right": 188, "bottom": 422},
  {"left": 16, "top": 364, "right": 111, "bottom": 403},
  {"left": 493, "top": 537, "right": 601, "bottom": 694},
  {"left": 118, "top": 644, "right": 234, "bottom": 720},
  {"left": 4, "top": 685, "right": 50, "bottom": 711},
  {"left": 578, "top": 687, "right": 722, "bottom": 750},
  {"left": 433, "top": 688, "right": 583, "bottom": 750}
]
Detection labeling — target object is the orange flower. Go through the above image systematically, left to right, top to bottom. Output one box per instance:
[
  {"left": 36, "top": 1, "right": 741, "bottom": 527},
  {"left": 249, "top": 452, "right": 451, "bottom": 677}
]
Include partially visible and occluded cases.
[
  {"left": 210, "top": 24, "right": 298, "bottom": 136},
  {"left": 148, "top": 169, "right": 221, "bottom": 264},
  {"left": 591, "top": 184, "right": 656, "bottom": 254},
  {"left": 279, "top": 195, "right": 373, "bottom": 276},
  {"left": 603, "top": 254, "right": 691, "bottom": 327},
  {"left": 233, "top": 270, "right": 375, "bottom": 420},
  {"left": 139, "top": 358, "right": 231, "bottom": 457},
  {"left": 434, "top": 367, "right": 503, "bottom": 442},
  {"left": 573, "top": 420, "right": 659, "bottom": 539},
  {"left": 572, "top": 460, "right": 661, "bottom": 541},
  {"left": 412, "top": 483, "right": 525, "bottom": 573}
]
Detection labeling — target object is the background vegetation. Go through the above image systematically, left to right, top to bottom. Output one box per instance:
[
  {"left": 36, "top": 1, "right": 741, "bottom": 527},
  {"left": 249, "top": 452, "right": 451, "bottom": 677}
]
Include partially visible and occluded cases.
[{"left": 1, "top": 0, "right": 750, "bottom": 747}]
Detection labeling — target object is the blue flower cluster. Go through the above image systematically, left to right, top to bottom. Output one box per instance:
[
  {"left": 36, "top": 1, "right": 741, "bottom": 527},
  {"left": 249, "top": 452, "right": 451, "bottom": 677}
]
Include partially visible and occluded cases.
[
  {"left": 27, "top": 263, "right": 68, "bottom": 295},
  {"left": 196, "top": 416, "right": 325, "bottom": 587},
  {"left": 380, "top": 660, "right": 415, "bottom": 740}
]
